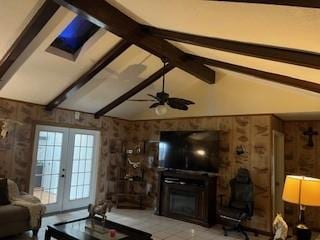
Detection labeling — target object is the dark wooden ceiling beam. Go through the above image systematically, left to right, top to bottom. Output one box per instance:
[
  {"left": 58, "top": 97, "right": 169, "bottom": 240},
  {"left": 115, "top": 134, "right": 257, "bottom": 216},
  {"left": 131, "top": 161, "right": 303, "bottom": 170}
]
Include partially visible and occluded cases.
[
  {"left": 54, "top": 0, "right": 215, "bottom": 84},
  {"left": 212, "top": 0, "right": 320, "bottom": 8},
  {"left": 0, "top": 1, "right": 60, "bottom": 80},
  {"left": 145, "top": 26, "right": 320, "bottom": 70},
  {"left": 46, "top": 39, "right": 131, "bottom": 111},
  {"left": 190, "top": 54, "right": 320, "bottom": 94},
  {"left": 94, "top": 64, "right": 175, "bottom": 118}
]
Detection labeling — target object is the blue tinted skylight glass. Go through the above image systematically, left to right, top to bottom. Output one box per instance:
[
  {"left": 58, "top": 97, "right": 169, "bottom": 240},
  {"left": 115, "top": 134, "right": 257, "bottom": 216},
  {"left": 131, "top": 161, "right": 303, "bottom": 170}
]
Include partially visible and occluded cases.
[{"left": 51, "top": 15, "right": 99, "bottom": 55}]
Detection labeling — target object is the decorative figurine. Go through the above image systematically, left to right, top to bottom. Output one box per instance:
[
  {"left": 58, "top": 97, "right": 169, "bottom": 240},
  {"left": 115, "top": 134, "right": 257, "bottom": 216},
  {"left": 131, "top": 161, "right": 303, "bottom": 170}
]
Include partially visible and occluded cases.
[
  {"left": 0, "top": 119, "right": 23, "bottom": 139},
  {"left": 0, "top": 120, "right": 9, "bottom": 138},
  {"left": 128, "top": 158, "right": 141, "bottom": 169},
  {"left": 88, "top": 200, "right": 113, "bottom": 222},
  {"left": 273, "top": 214, "right": 288, "bottom": 240}
]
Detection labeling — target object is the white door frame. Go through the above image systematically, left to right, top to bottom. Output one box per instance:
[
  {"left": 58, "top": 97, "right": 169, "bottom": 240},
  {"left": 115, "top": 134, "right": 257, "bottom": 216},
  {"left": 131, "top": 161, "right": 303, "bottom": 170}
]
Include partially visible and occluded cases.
[
  {"left": 30, "top": 125, "right": 100, "bottom": 213},
  {"left": 30, "top": 125, "right": 69, "bottom": 213},
  {"left": 62, "top": 128, "right": 100, "bottom": 210},
  {"left": 272, "top": 130, "right": 285, "bottom": 218}
]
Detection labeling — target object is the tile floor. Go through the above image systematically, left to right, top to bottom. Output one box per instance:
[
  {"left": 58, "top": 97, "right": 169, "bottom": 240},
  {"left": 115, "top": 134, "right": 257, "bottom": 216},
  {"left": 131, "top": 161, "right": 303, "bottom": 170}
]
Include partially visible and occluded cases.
[{"left": 3, "top": 208, "right": 269, "bottom": 240}]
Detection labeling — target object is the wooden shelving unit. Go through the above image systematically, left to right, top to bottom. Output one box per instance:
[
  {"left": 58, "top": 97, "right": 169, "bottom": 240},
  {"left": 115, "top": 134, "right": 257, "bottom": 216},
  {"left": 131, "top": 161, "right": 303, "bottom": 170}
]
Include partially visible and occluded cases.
[{"left": 115, "top": 141, "right": 147, "bottom": 209}]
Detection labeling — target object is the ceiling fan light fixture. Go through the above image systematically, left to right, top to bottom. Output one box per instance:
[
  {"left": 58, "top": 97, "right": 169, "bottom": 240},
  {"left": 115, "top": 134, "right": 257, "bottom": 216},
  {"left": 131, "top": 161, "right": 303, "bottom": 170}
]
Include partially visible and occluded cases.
[
  {"left": 128, "top": 58, "right": 194, "bottom": 113},
  {"left": 155, "top": 104, "right": 168, "bottom": 116}
]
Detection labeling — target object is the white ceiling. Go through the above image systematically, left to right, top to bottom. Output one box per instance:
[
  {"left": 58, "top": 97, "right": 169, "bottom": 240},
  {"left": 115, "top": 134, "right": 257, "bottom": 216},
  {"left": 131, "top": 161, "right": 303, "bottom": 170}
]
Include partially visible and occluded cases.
[
  {"left": 0, "top": 0, "right": 320, "bottom": 120},
  {"left": 0, "top": 0, "right": 41, "bottom": 58},
  {"left": 109, "top": 0, "right": 320, "bottom": 52}
]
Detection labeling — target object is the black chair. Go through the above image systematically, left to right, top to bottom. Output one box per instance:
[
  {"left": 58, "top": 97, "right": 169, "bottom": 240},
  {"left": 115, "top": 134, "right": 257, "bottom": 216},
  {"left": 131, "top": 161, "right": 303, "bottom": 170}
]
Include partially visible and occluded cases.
[{"left": 218, "top": 168, "right": 254, "bottom": 240}]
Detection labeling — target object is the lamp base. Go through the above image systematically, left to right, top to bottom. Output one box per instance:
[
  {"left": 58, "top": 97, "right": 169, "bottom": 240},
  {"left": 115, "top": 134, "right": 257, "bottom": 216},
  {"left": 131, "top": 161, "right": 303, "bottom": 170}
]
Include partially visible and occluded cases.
[{"left": 296, "top": 224, "right": 311, "bottom": 240}]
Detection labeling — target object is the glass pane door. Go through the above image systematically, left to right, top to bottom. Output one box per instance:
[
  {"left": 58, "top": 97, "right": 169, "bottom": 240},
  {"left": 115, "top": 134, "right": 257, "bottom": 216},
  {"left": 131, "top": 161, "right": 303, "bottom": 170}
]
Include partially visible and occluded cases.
[
  {"left": 31, "top": 125, "right": 99, "bottom": 213},
  {"left": 31, "top": 126, "right": 69, "bottom": 213},
  {"left": 63, "top": 129, "right": 99, "bottom": 210},
  {"left": 70, "top": 134, "right": 93, "bottom": 200}
]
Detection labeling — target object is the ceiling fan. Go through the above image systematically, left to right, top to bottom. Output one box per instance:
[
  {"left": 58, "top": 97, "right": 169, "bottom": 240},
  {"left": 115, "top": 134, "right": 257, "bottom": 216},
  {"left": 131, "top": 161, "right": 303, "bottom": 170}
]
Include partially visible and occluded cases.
[{"left": 128, "top": 59, "right": 195, "bottom": 115}]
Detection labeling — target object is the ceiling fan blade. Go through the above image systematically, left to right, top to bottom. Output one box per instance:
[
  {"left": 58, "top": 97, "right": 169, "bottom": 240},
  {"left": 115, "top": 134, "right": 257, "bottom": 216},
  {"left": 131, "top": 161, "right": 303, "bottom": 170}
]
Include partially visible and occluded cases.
[
  {"left": 148, "top": 94, "right": 161, "bottom": 101},
  {"left": 168, "top": 98, "right": 194, "bottom": 105},
  {"left": 128, "top": 99, "right": 156, "bottom": 102},
  {"left": 167, "top": 101, "right": 188, "bottom": 111},
  {"left": 149, "top": 103, "right": 160, "bottom": 108}
]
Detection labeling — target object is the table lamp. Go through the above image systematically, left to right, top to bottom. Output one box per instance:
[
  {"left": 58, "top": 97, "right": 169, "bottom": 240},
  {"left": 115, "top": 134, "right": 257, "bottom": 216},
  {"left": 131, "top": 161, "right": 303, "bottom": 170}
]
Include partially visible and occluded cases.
[{"left": 282, "top": 175, "right": 320, "bottom": 240}]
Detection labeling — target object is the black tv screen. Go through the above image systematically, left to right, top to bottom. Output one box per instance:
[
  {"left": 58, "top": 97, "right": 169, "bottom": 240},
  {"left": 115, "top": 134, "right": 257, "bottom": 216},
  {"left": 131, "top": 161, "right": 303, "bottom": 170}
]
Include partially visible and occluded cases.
[{"left": 159, "top": 131, "right": 219, "bottom": 173}]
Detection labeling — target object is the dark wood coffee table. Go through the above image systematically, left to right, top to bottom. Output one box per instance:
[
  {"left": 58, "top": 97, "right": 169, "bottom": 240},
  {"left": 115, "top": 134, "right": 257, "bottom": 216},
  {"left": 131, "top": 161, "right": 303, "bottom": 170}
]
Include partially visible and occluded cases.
[{"left": 45, "top": 216, "right": 152, "bottom": 240}]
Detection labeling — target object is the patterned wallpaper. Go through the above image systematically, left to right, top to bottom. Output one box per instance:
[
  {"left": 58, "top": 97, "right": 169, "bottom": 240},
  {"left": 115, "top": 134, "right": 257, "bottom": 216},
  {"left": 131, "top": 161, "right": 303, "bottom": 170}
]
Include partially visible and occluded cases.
[
  {"left": 0, "top": 98, "right": 276, "bottom": 233},
  {"left": 0, "top": 98, "right": 129, "bottom": 203},
  {"left": 122, "top": 115, "right": 275, "bottom": 233},
  {"left": 284, "top": 121, "right": 320, "bottom": 230}
]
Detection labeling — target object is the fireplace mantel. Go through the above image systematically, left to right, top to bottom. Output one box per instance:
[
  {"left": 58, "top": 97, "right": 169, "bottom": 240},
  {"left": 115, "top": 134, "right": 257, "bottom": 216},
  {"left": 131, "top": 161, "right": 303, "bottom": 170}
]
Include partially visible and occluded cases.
[{"left": 155, "top": 170, "right": 217, "bottom": 227}]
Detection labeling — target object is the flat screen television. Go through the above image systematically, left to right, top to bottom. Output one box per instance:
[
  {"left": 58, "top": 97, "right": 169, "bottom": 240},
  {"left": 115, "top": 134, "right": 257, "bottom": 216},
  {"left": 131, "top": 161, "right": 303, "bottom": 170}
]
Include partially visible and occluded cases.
[{"left": 159, "top": 131, "right": 219, "bottom": 173}]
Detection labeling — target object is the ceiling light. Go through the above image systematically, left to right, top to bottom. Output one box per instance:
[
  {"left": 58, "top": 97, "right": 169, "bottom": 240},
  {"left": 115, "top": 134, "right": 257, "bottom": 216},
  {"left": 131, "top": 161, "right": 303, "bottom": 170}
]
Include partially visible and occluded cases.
[
  {"left": 155, "top": 104, "right": 168, "bottom": 116},
  {"left": 195, "top": 149, "right": 206, "bottom": 156}
]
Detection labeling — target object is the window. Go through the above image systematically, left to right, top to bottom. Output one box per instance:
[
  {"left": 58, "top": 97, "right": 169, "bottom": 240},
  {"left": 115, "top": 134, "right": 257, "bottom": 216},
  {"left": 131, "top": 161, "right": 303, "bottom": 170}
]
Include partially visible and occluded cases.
[
  {"left": 47, "top": 15, "right": 100, "bottom": 61},
  {"left": 70, "top": 134, "right": 94, "bottom": 200}
]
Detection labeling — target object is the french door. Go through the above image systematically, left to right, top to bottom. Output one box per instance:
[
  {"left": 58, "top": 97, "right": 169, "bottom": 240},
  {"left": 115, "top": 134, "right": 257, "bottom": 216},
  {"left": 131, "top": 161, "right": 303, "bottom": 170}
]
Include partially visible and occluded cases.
[{"left": 30, "top": 125, "right": 100, "bottom": 213}]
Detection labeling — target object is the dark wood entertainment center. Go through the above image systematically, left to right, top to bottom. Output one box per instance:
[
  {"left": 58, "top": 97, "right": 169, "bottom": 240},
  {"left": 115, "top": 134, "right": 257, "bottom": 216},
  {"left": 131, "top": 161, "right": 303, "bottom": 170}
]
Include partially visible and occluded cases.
[{"left": 156, "top": 170, "right": 218, "bottom": 227}]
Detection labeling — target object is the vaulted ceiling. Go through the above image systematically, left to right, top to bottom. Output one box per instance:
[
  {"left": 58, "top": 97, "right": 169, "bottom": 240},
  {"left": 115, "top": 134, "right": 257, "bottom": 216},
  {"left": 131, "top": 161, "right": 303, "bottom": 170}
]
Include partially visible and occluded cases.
[{"left": 0, "top": 0, "right": 320, "bottom": 120}]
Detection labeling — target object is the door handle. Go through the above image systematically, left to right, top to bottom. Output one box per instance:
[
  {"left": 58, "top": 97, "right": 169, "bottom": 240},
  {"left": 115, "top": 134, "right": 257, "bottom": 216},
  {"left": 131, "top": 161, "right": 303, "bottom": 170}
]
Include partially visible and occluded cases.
[{"left": 61, "top": 174, "right": 65, "bottom": 178}]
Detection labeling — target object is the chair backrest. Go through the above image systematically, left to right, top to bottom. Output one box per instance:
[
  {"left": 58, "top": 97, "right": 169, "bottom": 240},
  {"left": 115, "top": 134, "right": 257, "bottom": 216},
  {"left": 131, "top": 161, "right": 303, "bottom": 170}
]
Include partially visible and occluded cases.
[{"left": 229, "top": 168, "right": 254, "bottom": 216}]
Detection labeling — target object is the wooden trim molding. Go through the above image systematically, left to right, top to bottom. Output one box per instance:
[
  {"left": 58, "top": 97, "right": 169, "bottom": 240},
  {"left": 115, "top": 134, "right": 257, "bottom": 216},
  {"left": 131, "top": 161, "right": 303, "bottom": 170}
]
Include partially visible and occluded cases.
[
  {"left": 53, "top": 0, "right": 215, "bottom": 84},
  {"left": 0, "top": 1, "right": 60, "bottom": 80},
  {"left": 145, "top": 26, "right": 320, "bottom": 70},
  {"left": 46, "top": 40, "right": 132, "bottom": 111},
  {"left": 94, "top": 64, "right": 175, "bottom": 118}
]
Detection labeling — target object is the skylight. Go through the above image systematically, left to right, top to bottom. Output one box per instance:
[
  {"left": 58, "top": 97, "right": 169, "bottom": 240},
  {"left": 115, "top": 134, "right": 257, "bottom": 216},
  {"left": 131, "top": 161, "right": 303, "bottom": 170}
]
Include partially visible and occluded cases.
[{"left": 48, "top": 15, "right": 100, "bottom": 60}]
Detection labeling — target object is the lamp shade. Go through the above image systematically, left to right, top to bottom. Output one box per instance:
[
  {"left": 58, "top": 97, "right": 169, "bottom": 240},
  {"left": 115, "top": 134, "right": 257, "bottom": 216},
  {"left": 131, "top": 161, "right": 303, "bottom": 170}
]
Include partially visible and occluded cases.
[{"left": 282, "top": 175, "right": 320, "bottom": 207}]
